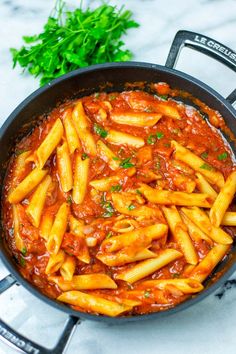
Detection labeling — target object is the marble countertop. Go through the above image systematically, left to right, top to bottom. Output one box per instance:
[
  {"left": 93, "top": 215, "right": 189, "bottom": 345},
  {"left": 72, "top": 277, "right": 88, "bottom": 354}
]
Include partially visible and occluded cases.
[{"left": 0, "top": 0, "right": 236, "bottom": 353}]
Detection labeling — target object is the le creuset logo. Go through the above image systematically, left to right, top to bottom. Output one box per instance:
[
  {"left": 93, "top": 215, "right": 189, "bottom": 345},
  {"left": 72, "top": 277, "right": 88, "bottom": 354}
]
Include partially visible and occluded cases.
[
  {"left": 194, "top": 35, "right": 236, "bottom": 62},
  {"left": 0, "top": 324, "right": 39, "bottom": 354}
]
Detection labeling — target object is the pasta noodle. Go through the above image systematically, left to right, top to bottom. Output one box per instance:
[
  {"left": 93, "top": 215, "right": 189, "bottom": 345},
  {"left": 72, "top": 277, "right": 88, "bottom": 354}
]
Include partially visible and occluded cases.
[
  {"left": 3, "top": 86, "right": 235, "bottom": 317},
  {"left": 209, "top": 170, "right": 236, "bottom": 227}
]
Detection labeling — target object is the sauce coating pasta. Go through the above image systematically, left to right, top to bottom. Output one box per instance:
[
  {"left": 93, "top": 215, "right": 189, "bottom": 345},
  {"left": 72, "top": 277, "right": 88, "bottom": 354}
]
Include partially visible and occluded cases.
[{"left": 2, "top": 82, "right": 236, "bottom": 317}]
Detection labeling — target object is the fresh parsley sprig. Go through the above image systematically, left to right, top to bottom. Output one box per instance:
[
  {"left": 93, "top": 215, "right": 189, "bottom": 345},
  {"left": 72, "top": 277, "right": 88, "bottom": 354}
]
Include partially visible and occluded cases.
[{"left": 11, "top": 1, "right": 139, "bottom": 86}]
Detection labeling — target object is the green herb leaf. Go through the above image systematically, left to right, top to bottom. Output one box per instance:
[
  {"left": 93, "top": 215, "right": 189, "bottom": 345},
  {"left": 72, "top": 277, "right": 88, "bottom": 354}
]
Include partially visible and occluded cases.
[
  {"left": 11, "top": 2, "right": 139, "bottom": 86},
  {"left": 159, "top": 95, "right": 168, "bottom": 100},
  {"left": 94, "top": 123, "right": 108, "bottom": 138},
  {"left": 156, "top": 132, "right": 164, "bottom": 139},
  {"left": 147, "top": 134, "right": 156, "bottom": 145},
  {"left": 201, "top": 151, "right": 208, "bottom": 159},
  {"left": 217, "top": 152, "right": 228, "bottom": 161},
  {"left": 81, "top": 153, "right": 89, "bottom": 160},
  {"left": 112, "top": 156, "right": 120, "bottom": 161},
  {"left": 119, "top": 157, "right": 134, "bottom": 169},
  {"left": 200, "top": 163, "right": 213, "bottom": 171},
  {"left": 111, "top": 184, "right": 122, "bottom": 192},
  {"left": 136, "top": 189, "right": 141, "bottom": 195},
  {"left": 101, "top": 193, "right": 114, "bottom": 217},
  {"left": 67, "top": 195, "right": 72, "bottom": 205},
  {"left": 127, "top": 204, "right": 136, "bottom": 210},
  {"left": 106, "top": 231, "right": 113, "bottom": 239},
  {"left": 21, "top": 247, "right": 27, "bottom": 256},
  {"left": 20, "top": 256, "right": 26, "bottom": 267},
  {"left": 172, "top": 273, "right": 180, "bottom": 278},
  {"left": 144, "top": 290, "right": 151, "bottom": 298}
]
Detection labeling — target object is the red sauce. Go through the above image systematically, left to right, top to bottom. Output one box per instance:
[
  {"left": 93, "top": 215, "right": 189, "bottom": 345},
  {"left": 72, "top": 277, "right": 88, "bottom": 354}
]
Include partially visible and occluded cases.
[{"left": 2, "top": 84, "right": 236, "bottom": 316}]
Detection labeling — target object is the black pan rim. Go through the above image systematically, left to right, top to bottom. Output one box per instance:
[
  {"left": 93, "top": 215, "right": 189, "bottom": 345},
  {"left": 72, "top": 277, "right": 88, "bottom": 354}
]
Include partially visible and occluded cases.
[{"left": 0, "top": 60, "right": 236, "bottom": 323}]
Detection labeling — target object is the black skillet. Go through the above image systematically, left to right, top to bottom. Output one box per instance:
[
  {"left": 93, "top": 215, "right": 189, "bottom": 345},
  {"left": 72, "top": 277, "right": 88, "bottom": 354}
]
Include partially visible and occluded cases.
[{"left": 0, "top": 30, "right": 236, "bottom": 354}]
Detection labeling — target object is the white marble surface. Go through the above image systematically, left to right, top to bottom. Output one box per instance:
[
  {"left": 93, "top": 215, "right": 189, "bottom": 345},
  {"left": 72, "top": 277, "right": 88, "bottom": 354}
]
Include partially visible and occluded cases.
[{"left": 1, "top": 0, "right": 236, "bottom": 353}]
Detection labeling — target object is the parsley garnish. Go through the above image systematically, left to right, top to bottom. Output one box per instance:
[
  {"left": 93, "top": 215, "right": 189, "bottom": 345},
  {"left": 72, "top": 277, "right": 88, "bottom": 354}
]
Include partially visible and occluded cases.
[
  {"left": 10, "top": 2, "right": 139, "bottom": 86},
  {"left": 159, "top": 95, "right": 168, "bottom": 100},
  {"left": 94, "top": 123, "right": 108, "bottom": 138},
  {"left": 147, "top": 132, "right": 164, "bottom": 145},
  {"left": 201, "top": 151, "right": 208, "bottom": 159},
  {"left": 217, "top": 152, "right": 228, "bottom": 160},
  {"left": 81, "top": 153, "right": 89, "bottom": 160},
  {"left": 112, "top": 156, "right": 120, "bottom": 161},
  {"left": 119, "top": 157, "right": 134, "bottom": 169},
  {"left": 200, "top": 163, "right": 213, "bottom": 171},
  {"left": 111, "top": 184, "right": 122, "bottom": 192},
  {"left": 136, "top": 189, "right": 141, "bottom": 195},
  {"left": 101, "top": 193, "right": 114, "bottom": 217},
  {"left": 67, "top": 195, "right": 72, "bottom": 205},
  {"left": 127, "top": 204, "right": 136, "bottom": 210},
  {"left": 106, "top": 232, "right": 113, "bottom": 239},
  {"left": 21, "top": 247, "right": 27, "bottom": 256},
  {"left": 20, "top": 256, "right": 26, "bottom": 267},
  {"left": 172, "top": 273, "right": 180, "bottom": 278},
  {"left": 144, "top": 290, "right": 151, "bottom": 298}
]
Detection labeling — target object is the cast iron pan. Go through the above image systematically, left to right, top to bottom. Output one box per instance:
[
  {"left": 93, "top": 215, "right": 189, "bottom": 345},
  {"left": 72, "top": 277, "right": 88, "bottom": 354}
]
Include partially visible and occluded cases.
[{"left": 0, "top": 31, "right": 236, "bottom": 354}]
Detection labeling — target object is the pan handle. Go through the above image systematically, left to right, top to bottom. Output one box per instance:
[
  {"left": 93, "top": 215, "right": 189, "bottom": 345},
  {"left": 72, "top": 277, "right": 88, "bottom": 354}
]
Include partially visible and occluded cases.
[
  {"left": 165, "top": 30, "right": 236, "bottom": 104},
  {"left": 0, "top": 274, "right": 79, "bottom": 354}
]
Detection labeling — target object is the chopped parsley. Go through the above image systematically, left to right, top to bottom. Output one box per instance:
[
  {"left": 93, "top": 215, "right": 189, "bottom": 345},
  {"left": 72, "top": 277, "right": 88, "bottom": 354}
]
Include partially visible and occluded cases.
[
  {"left": 94, "top": 92, "right": 100, "bottom": 98},
  {"left": 109, "top": 94, "right": 117, "bottom": 101},
  {"left": 159, "top": 94, "right": 168, "bottom": 100},
  {"left": 94, "top": 123, "right": 108, "bottom": 138},
  {"left": 147, "top": 131, "right": 164, "bottom": 145},
  {"left": 201, "top": 151, "right": 208, "bottom": 159},
  {"left": 217, "top": 152, "right": 228, "bottom": 161},
  {"left": 81, "top": 153, "right": 89, "bottom": 160},
  {"left": 112, "top": 156, "right": 120, "bottom": 161},
  {"left": 119, "top": 157, "right": 134, "bottom": 169},
  {"left": 200, "top": 163, "right": 213, "bottom": 171},
  {"left": 111, "top": 184, "right": 122, "bottom": 192},
  {"left": 136, "top": 189, "right": 141, "bottom": 195},
  {"left": 101, "top": 193, "right": 114, "bottom": 217},
  {"left": 67, "top": 195, "right": 72, "bottom": 205},
  {"left": 127, "top": 204, "right": 136, "bottom": 210},
  {"left": 106, "top": 232, "right": 113, "bottom": 239},
  {"left": 21, "top": 247, "right": 27, "bottom": 256},
  {"left": 19, "top": 256, "right": 26, "bottom": 267},
  {"left": 172, "top": 273, "right": 180, "bottom": 278},
  {"left": 144, "top": 290, "right": 151, "bottom": 298}
]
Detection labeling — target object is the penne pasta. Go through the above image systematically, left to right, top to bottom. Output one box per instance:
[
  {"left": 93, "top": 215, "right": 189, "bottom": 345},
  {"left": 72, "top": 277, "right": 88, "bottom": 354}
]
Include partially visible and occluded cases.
[
  {"left": 72, "top": 101, "right": 97, "bottom": 155},
  {"left": 154, "top": 102, "right": 181, "bottom": 119},
  {"left": 63, "top": 108, "right": 81, "bottom": 154},
  {"left": 110, "top": 111, "right": 162, "bottom": 127},
  {"left": 36, "top": 118, "right": 64, "bottom": 168},
  {"left": 106, "top": 129, "right": 145, "bottom": 148},
  {"left": 97, "top": 140, "right": 120, "bottom": 170},
  {"left": 171, "top": 140, "right": 224, "bottom": 188},
  {"left": 57, "top": 141, "right": 73, "bottom": 192},
  {"left": 13, "top": 150, "right": 32, "bottom": 182},
  {"left": 72, "top": 153, "right": 90, "bottom": 204},
  {"left": 8, "top": 168, "right": 48, "bottom": 204},
  {"left": 209, "top": 171, "right": 236, "bottom": 227},
  {"left": 196, "top": 172, "right": 218, "bottom": 201},
  {"left": 26, "top": 175, "right": 52, "bottom": 227},
  {"left": 90, "top": 176, "right": 120, "bottom": 192},
  {"left": 139, "top": 184, "right": 211, "bottom": 208},
  {"left": 112, "top": 192, "right": 162, "bottom": 218},
  {"left": 46, "top": 203, "right": 69, "bottom": 254},
  {"left": 12, "top": 204, "right": 25, "bottom": 252},
  {"left": 162, "top": 206, "right": 198, "bottom": 265},
  {"left": 181, "top": 207, "right": 232, "bottom": 245},
  {"left": 180, "top": 211, "right": 213, "bottom": 245},
  {"left": 39, "top": 212, "right": 54, "bottom": 240},
  {"left": 221, "top": 212, "right": 236, "bottom": 226},
  {"left": 69, "top": 215, "right": 85, "bottom": 237},
  {"left": 112, "top": 218, "right": 139, "bottom": 233},
  {"left": 102, "top": 223, "right": 168, "bottom": 253},
  {"left": 189, "top": 244, "right": 230, "bottom": 283},
  {"left": 97, "top": 248, "right": 157, "bottom": 266},
  {"left": 116, "top": 249, "right": 182, "bottom": 284},
  {"left": 45, "top": 250, "right": 65, "bottom": 275},
  {"left": 60, "top": 255, "right": 76, "bottom": 281},
  {"left": 50, "top": 274, "right": 117, "bottom": 291},
  {"left": 140, "top": 278, "right": 204, "bottom": 294},
  {"left": 57, "top": 291, "right": 133, "bottom": 317}
]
